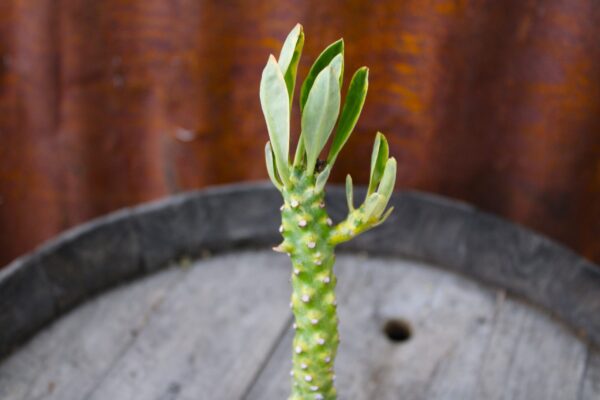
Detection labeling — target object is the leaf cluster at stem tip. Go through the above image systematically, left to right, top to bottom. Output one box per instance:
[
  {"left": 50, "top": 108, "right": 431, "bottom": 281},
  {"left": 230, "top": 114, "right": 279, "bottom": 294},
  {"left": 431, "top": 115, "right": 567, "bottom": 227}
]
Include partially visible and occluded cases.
[{"left": 260, "top": 23, "right": 396, "bottom": 222}]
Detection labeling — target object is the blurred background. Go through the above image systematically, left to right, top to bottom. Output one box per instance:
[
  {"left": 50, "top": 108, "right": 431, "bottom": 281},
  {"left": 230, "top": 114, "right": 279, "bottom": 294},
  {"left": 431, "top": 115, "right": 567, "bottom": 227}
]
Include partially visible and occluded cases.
[{"left": 0, "top": 0, "right": 599, "bottom": 267}]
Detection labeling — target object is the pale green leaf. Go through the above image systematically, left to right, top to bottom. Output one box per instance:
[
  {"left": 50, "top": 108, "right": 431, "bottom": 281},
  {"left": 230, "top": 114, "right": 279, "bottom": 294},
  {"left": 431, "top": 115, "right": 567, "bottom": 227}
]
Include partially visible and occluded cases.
[
  {"left": 278, "top": 24, "right": 304, "bottom": 104},
  {"left": 299, "top": 39, "right": 344, "bottom": 112},
  {"left": 294, "top": 51, "right": 343, "bottom": 168},
  {"left": 329, "top": 53, "right": 344, "bottom": 85},
  {"left": 259, "top": 55, "right": 290, "bottom": 184},
  {"left": 301, "top": 66, "right": 340, "bottom": 175},
  {"left": 328, "top": 67, "right": 369, "bottom": 166},
  {"left": 367, "top": 132, "right": 389, "bottom": 196},
  {"left": 293, "top": 137, "right": 306, "bottom": 167},
  {"left": 265, "top": 141, "right": 282, "bottom": 191},
  {"left": 377, "top": 157, "right": 397, "bottom": 202},
  {"left": 346, "top": 174, "right": 354, "bottom": 211},
  {"left": 364, "top": 193, "right": 385, "bottom": 220},
  {"left": 371, "top": 195, "right": 388, "bottom": 219}
]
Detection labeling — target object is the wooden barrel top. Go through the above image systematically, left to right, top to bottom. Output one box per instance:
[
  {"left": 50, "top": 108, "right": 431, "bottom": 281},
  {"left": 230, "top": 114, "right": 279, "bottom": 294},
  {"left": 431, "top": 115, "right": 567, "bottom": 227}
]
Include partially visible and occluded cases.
[{"left": 1, "top": 183, "right": 599, "bottom": 399}]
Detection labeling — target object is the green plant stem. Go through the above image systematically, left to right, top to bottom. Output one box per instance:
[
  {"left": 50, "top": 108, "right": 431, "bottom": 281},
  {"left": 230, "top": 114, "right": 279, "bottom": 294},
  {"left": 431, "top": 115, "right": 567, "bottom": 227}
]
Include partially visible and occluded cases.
[
  {"left": 262, "top": 24, "right": 397, "bottom": 400},
  {"left": 276, "top": 168, "right": 392, "bottom": 399},
  {"left": 278, "top": 169, "right": 339, "bottom": 400},
  {"left": 329, "top": 206, "right": 380, "bottom": 246},
  {"left": 289, "top": 251, "right": 338, "bottom": 400}
]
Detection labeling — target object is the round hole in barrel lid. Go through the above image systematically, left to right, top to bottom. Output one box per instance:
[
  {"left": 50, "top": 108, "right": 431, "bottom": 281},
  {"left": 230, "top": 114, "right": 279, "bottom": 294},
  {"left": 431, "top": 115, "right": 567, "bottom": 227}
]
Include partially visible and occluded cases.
[{"left": 383, "top": 318, "right": 413, "bottom": 343}]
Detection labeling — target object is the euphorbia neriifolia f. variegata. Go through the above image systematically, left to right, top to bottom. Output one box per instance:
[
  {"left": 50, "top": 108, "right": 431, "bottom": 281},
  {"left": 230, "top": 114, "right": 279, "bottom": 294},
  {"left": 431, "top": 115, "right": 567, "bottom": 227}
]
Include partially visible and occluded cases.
[{"left": 260, "top": 24, "right": 397, "bottom": 400}]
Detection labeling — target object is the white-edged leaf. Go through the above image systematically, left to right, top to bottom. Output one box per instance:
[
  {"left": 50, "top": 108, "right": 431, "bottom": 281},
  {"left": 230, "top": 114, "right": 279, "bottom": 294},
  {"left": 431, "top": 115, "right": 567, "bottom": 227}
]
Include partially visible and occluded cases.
[
  {"left": 278, "top": 24, "right": 304, "bottom": 104},
  {"left": 278, "top": 24, "right": 301, "bottom": 73},
  {"left": 295, "top": 39, "right": 343, "bottom": 168},
  {"left": 300, "top": 39, "right": 344, "bottom": 112},
  {"left": 329, "top": 53, "right": 344, "bottom": 85},
  {"left": 260, "top": 55, "right": 290, "bottom": 185},
  {"left": 301, "top": 66, "right": 340, "bottom": 175},
  {"left": 328, "top": 67, "right": 369, "bottom": 165},
  {"left": 367, "top": 132, "right": 389, "bottom": 195},
  {"left": 370, "top": 134, "right": 381, "bottom": 176},
  {"left": 265, "top": 141, "right": 282, "bottom": 191},
  {"left": 377, "top": 157, "right": 397, "bottom": 202},
  {"left": 346, "top": 174, "right": 354, "bottom": 211},
  {"left": 364, "top": 193, "right": 385, "bottom": 220},
  {"left": 371, "top": 195, "right": 388, "bottom": 219}
]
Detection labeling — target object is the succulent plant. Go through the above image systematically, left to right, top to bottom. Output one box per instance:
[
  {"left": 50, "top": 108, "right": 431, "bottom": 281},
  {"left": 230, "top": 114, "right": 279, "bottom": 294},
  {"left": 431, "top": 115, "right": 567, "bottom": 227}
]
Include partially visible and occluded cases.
[{"left": 260, "top": 24, "right": 396, "bottom": 400}]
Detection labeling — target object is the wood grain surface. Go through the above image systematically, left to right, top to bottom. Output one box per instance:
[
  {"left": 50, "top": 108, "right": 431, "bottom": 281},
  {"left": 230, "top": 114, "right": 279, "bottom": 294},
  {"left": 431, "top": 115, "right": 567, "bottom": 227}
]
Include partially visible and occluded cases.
[
  {"left": 0, "top": 0, "right": 599, "bottom": 267},
  {"left": 0, "top": 185, "right": 598, "bottom": 398},
  {"left": 2, "top": 185, "right": 599, "bottom": 361},
  {"left": 1, "top": 251, "right": 597, "bottom": 399}
]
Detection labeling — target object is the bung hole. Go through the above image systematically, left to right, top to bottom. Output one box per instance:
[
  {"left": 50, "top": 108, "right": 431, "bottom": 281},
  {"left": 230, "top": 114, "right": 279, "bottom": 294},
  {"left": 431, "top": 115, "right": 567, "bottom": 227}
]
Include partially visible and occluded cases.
[{"left": 383, "top": 318, "right": 412, "bottom": 343}]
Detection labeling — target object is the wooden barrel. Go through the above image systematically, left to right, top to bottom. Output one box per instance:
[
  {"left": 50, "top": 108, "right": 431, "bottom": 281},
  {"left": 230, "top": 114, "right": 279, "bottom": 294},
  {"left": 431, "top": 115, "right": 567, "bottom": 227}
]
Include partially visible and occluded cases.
[{"left": 1, "top": 183, "right": 599, "bottom": 399}]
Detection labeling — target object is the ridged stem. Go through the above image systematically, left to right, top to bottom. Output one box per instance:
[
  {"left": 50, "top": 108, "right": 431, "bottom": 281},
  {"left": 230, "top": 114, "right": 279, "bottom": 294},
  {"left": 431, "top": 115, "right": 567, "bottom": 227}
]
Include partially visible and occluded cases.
[
  {"left": 279, "top": 170, "right": 339, "bottom": 400},
  {"left": 289, "top": 249, "right": 338, "bottom": 399}
]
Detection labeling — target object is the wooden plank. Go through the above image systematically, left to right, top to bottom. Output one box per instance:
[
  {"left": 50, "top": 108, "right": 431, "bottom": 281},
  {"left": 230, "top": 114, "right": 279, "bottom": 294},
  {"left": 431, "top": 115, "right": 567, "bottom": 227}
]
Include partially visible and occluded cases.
[
  {"left": 3, "top": 185, "right": 600, "bottom": 364},
  {"left": 1, "top": 250, "right": 595, "bottom": 400},
  {"left": 83, "top": 251, "right": 292, "bottom": 400},
  {"left": 244, "top": 254, "right": 592, "bottom": 400},
  {"left": 245, "top": 255, "right": 480, "bottom": 399},
  {"left": 335, "top": 256, "right": 458, "bottom": 400},
  {"left": 337, "top": 257, "right": 501, "bottom": 400},
  {"left": 0, "top": 258, "right": 55, "bottom": 358},
  {"left": 0, "top": 263, "right": 186, "bottom": 400},
  {"left": 426, "top": 295, "right": 588, "bottom": 400},
  {"left": 475, "top": 299, "right": 587, "bottom": 400},
  {"left": 580, "top": 347, "right": 600, "bottom": 400}
]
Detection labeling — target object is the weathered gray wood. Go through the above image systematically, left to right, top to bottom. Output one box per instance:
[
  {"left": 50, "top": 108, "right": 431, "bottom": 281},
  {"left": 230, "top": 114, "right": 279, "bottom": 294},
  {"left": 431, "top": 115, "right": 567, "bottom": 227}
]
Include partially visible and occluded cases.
[
  {"left": 1, "top": 183, "right": 600, "bottom": 360},
  {"left": 0, "top": 184, "right": 599, "bottom": 399},
  {"left": 0, "top": 184, "right": 283, "bottom": 358},
  {"left": 129, "top": 184, "right": 282, "bottom": 272},
  {"left": 343, "top": 189, "right": 600, "bottom": 347},
  {"left": 0, "top": 209, "right": 143, "bottom": 358},
  {"left": 1, "top": 251, "right": 597, "bottom": 399},
  {"left": 0, "top": 252, "right": 294, "bottom": 400},
  {"left": 83, "top": 252, "right": 292, "bottom": 400},
  {"left": 242, "top": 252, "right": 594, "bottom": 400},
  {"left": 0, "top": 257, "right": 54, "bottom": 359},
  {"left": 0, "top": 263, "right": 186, "bottom": 400},
  {"left": 426, "top": 296, "right": 587, "bottom": 400},
  {"left": 480, "top": 300, "right": 587, "bottom": 400},
  {"left": 581, "top": 347, "right": 600, "bottom": 399}
]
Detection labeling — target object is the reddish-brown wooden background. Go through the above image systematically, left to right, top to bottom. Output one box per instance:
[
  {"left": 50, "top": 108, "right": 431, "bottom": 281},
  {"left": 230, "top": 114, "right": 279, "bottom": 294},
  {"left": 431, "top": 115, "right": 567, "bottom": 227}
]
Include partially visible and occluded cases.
[{"left": 1, "top": 0, "right": 599, "bottom": 267}]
